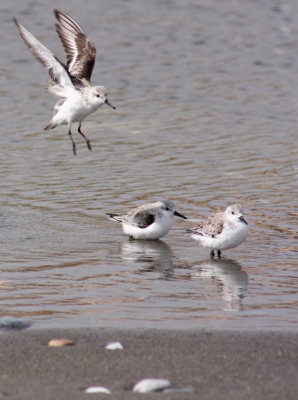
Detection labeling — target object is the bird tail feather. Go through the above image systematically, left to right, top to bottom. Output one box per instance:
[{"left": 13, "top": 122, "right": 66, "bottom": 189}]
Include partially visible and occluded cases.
[
  {"left": 43, "top": 121, "right": 58, "bottom": 131},
  {"left": 106, "top": 213, "right": 123, "bottom": 223}
]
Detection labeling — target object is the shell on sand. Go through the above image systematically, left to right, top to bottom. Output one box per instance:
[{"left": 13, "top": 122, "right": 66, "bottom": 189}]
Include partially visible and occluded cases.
[
  {"left": 48, "top": 338, "right": 74, "bottom": 347},
  {"left": 105, "top": 341, "right": 123, "bottom": 350},
  {"left": 132, "top": 378, "right": 172, "bottom": 393},
  {"left": 85, "top": 387, "right": 111, "bottom": 394}
]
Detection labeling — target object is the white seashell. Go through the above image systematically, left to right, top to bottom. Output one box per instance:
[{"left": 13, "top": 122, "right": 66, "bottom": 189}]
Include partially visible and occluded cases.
[
  {"left": 105, "top": 342, "right": 123, "bottom": 350},
  {"left": 132, "top": 378, "right": 172, "bottom": 393},
  {"left": 85, "top": 387, "right": 111, "bottom": 394}
]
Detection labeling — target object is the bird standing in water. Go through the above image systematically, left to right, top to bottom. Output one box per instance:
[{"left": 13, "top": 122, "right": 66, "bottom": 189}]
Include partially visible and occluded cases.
[
  {"left": 107, "top": 200, "right": 187, "bottom": 240},
  {"left": 187, "top": 204, "right": 249, "bottom": 258}
]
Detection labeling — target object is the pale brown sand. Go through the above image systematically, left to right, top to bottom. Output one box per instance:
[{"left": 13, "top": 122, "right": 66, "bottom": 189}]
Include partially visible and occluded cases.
[{"left": 0, "top": 328, "right": 297, "bottom": 400}]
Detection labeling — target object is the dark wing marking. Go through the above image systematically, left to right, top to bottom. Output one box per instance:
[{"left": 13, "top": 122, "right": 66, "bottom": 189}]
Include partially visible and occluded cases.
[
  {"left": 54, "top": 10, "right": 96, "bottom": 84},
  {"left": 14, "top": 17, "right": 72, "bottom": 87},
  {"left": 129, "top": 210, "right": 155, "bottom": 229}
]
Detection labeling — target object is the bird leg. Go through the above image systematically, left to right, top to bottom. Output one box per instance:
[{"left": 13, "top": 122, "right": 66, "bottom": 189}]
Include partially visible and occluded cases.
[
  {"left": 78, "top": 123, "right": 92, "bottom": 152},
  {"left": 68, "top": 126, "right": 76, "bottom": 156},
  {"left": 210, "top": 250, "right": 215, "bottom": 258},
  {"left": 217, "top": 250, "right": 221, "bottom": 259}
]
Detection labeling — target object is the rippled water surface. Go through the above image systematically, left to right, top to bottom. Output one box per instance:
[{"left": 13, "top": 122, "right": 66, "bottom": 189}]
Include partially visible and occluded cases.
[{"left": 0, "top": 0, "right": 297, "bottom": 330}]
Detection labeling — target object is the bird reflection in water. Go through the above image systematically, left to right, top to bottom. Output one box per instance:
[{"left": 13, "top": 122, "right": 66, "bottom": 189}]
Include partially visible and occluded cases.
[
  {"left": 121, "top": 240, "right": 174, "bottom": 280},
  {"left": 191, "top": 259, "right": 248, "bottom": 311}
]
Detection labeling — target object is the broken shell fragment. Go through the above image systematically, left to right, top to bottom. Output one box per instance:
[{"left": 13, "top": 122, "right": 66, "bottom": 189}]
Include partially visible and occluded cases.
[
  {"left": 48, "top": 338, "right": 74, "bottom": 347},
  {"left": 105, "top": 342, "right": 123, "bottom": 350},
  {"left": 132, "top": 378, "right": 172, "bottom": 393},
  {"left": 85, "top": 387, "right": 111, "bottom": 394}
]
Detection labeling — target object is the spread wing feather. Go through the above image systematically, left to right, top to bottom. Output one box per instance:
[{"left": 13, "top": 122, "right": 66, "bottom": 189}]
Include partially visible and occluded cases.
[
  {"left": 54, "top": 9, "right": 96, "bottom": 84},
  {"left": 14, "top": 17, "right": 73, "bottom": 88}
]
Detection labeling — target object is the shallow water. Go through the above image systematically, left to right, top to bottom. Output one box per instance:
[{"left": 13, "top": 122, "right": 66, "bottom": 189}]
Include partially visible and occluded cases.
[{"left": 0, "top": 0, "right": 297, "bottom": 330}]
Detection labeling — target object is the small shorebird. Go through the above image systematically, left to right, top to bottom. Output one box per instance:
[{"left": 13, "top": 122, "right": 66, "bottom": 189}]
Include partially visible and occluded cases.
[
  {"left": 14, "top": 10, "right": 116, "bottom": 155},
  {"left": 107, "top": 200, "right": 187, "bottom": 240},
  {"left": 186, "top": 204, "right": 249, "bottom": 258}
]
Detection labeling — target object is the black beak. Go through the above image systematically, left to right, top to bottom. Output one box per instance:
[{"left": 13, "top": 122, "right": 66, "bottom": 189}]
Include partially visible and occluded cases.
[
  {"left": 105, "top": 98, "right": 116, "bottom": 109},
  {"left": 174, "top": 211, "right": 187, "bottom": 219},
  {"left": 239, "top": 215, "right": 248, "bottom": 225}
]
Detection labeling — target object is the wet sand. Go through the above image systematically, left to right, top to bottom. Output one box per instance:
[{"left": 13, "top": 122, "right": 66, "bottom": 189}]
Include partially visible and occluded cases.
[{"left": 0, "top": 328, "right": 297, "bottom": 399}]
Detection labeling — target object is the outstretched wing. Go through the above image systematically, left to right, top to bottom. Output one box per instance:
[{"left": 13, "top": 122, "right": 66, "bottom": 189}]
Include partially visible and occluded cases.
[
  {"left": 54, "top": 10, "right": 96, "bottom": 84},
  {"left": 14, "top": 17, "right": 73, "bottom": 88}
]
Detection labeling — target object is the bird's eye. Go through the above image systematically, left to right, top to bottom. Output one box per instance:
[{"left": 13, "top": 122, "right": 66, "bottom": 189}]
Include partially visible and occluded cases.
[
  {"left": 96, "top": 94, "right": 100, "bottom": 98},
  {"left": 165, "top": 207, "right": 169, "bottom": 211},
  {"left": 231, "top": 211, "right": 235, "bottom": 215}
]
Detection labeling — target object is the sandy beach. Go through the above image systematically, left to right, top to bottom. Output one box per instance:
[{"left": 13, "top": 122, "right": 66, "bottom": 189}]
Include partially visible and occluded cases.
[{"left": 0, "top": 328, "right": 297, "bottom": 399}]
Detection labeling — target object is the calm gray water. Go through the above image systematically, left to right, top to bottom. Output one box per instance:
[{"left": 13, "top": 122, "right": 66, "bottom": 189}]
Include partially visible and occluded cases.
[{"left": 0, "top": 0, "right": 297, "bottom": 330}]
